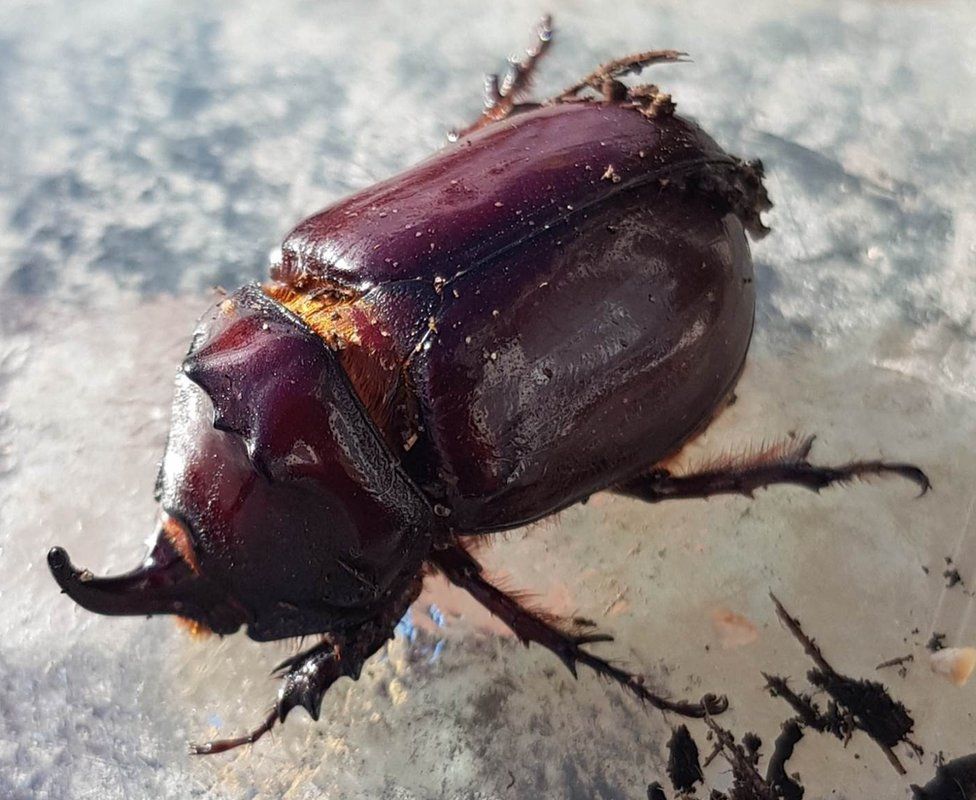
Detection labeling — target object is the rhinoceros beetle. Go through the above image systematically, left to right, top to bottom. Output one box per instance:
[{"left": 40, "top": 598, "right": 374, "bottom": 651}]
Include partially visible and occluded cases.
[{"left": 47, "top": 16, "right": 929, "bottom": 754}]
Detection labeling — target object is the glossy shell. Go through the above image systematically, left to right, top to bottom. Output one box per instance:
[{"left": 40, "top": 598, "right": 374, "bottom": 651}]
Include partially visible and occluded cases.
[
  {"left": 275, "top": 101, "right": 758, "bottom": 533},
  {"left": 160, "top": 287, "right": 434, "bottom": 639}
]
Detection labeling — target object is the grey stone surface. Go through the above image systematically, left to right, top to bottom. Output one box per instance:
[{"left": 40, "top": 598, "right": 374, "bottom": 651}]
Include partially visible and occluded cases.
[{"left": 1, "top": 1, "right": 974, "bottom": 797}]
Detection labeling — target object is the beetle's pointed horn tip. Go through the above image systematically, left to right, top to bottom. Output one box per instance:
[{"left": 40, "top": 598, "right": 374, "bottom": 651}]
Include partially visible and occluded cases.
[
  {"left": 47, "top": 533, "right": 245, "bottom": 634},
  {"left": 46, "top": 537, "right": 193, "bottom": 618},
  {"left": 48, "top": 545, "right": 85, "bottom": 593},
  {"left": 47, "top": 547, "right": 133, "bottom": 614}
]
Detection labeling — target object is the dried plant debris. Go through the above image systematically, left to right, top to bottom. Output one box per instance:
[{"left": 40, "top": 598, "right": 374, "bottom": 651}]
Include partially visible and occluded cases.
[
  {"left": 767, "top": 593, "right": 922, "bottom": 775},
  {"left": 647, "top": 595, "right": 976, "bottom": 799},
  {"left": 876, "top": 653, "right": 914, "bottom": 678},
  {"left": 761, "top": 674, "right": 845, "bottom": 738},
  {"left": 649, "top": 712, "right": 976, "bottom": 800},
  {"left": 649, "top": 718, "right": 806, "bottom": 800},
  {"left": 703, "top": 718, "right": 779, "bottom": 800},
  {"left": 765, "top": 721, "right": 805, "bottom": 800},
  {"left": 667, "top": 725, "right": 705, "bottom": 792},
  {"left": 911, "top": 754, "right": 976, "bottom": 799},
  {"left": 647, "top": 781, "right": 669, "bottom": 800}
]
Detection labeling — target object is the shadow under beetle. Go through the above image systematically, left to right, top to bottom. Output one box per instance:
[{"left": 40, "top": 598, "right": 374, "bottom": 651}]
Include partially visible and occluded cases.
[{"left": 47, "top": 16, "right": 929, "bottom": 753}]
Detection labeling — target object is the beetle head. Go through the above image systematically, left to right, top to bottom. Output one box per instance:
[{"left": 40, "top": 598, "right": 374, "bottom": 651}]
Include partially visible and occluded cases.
[{"left": 49, "top": 285, "right": 433, "bottom": 640}]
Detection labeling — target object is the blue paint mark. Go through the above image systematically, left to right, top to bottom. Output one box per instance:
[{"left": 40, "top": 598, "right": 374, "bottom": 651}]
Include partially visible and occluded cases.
[
  {"left": 427, "top": 603, "right": 446, "bottom": 628},
  {"left": 389, "top": 606, "right": 447, "bottom": 664},
  {"left": 395, "top": 610, "right": 417, "bottom": 643},
  {"left": 429, "top": 639, "right": 445, "bottom": 664}
]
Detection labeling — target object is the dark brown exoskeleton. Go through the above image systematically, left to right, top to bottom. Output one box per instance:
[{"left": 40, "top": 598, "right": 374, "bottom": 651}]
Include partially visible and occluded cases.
[{"left": 47, "top": 17, "right": 929, "bottom": 754}]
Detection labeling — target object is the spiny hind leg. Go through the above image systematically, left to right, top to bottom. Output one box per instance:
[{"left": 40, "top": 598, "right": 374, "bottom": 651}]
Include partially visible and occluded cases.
[
  {"left": 450, "top": 15, "right": 553, "bottom": 140},
  {"left": 614, "top": 435, "right": 930, "bottom": 504},
  {"left": 430, "top": 539, "right": 727, "bottom": 718}
]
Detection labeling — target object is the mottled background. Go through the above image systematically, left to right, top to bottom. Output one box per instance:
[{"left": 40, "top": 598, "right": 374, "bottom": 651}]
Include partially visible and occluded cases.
[{"left": 1, "top": 1, "right": 975, "bottom": 798}]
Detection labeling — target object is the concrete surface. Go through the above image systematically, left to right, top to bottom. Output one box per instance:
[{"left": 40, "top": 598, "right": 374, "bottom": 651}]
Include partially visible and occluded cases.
[{"left": 1, "top": 1, "right": 974, "bottom": 797}]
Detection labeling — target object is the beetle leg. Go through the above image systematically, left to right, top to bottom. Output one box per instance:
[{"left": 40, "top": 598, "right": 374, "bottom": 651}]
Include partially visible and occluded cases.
[
  {"left": 449, "top": 15, "right": 553, "bottom": 141},
  {"left": 497, "top": 15, "right": 552, "bottom": 102},
  {"left": 558, "top": 49, "right": 689, "bottom": 100},
  {"left": 614, "top": 435, "right": 931, "bottom": 504},
  {"left": 430, "top": 540, "right": 728, "bottom": 718},
  {"left": 190, "top": 581, "right": 421, "bottom": 755},
  {"left": 190, "top": 636, "right": 360, "bottom": 755},
  {"left": 189, "top": 637, "right": 341, "bottom": 755},
  {"left": 189, "top": 708, "right": 279, "bottom": 756}
]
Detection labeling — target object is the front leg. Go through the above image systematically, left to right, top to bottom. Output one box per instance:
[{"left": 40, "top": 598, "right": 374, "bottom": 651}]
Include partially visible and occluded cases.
[
  {"left": 615, "top": 435, "right": 930, "bottom": 504},
  {"left": 431, "top": 540, "right": 727, "bottom": 718},
  {"left": 191, "top": 584, "right": 420, "bottom": 755},
  {"left": 190, "top": 638, "right": 345, "bottom": 755}
]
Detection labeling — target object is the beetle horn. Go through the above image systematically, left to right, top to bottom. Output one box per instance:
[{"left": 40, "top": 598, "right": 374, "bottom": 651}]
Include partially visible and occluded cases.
[
  {"left": 47, "top": 519, "right": 246, "bottom": 635},
  {"left": 47, "top": 533, "right": 199, "bottom": 618}
]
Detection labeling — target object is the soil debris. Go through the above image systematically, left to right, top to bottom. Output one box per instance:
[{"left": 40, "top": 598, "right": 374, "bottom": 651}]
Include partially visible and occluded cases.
[{"left": 944, "top": 557, "right": 964, "bottom": 589}]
